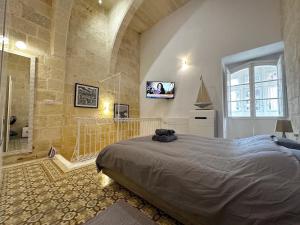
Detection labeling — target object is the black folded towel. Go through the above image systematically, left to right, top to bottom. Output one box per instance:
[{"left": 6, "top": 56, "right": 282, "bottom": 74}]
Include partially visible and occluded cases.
[
  {"left": 155, "top": 129, "right": 175, "bottom": 136},
  {"left": 152, "top": 134, "right": 177, "bottom": 142}
]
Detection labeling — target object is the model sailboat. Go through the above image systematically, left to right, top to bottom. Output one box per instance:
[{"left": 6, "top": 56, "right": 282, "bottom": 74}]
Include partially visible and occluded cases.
[{"left": 194, "top": 75, "right": 213, "bottom": 109}]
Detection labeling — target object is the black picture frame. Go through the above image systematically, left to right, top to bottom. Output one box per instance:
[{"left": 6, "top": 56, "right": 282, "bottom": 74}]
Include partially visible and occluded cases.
[
  {"left": 74, "top": 83, "right": 99, "bottom": 108},
  {"left": 114, "top": 104, "right": 129, "bottom": 119}
]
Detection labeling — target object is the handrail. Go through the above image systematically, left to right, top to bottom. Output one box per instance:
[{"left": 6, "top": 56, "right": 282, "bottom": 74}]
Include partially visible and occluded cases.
[{"left": 71, "top": 117, "right": 162, "bottom": 162}]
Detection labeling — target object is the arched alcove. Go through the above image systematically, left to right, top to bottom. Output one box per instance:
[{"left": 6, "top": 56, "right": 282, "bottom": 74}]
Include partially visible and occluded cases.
[{"left": 60, "top": 0, "right": 144, "bottom": 159}]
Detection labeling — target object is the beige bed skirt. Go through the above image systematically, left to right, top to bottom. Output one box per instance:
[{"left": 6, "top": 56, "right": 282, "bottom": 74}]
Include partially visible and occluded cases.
[{"left": 103, "top": 168, "right": 205, "bottom": 225}]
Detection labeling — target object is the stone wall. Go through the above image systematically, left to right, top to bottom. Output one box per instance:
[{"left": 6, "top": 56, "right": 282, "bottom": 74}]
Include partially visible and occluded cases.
[
  {"left": 2, "top": 0, "right": 142, "bottom": 164},
  {"left": 3, "top": 0, "right": 55, "bottom": 164},
  {"left": 3, "top": 0, "right": 73, "bottom": 164},
  {"left": 6, "top": 0, "right": 51, "bottom": 54},
  {"left": 61, "top": 0, "right": 141, "bottom": 160},
  {"left": 62, "top": 0, "right": 109, "bottom": 159},
  {"left": 108, "top": 0, "right": 143, "bottom": 73},
  {"left": 281, "top": 0, "right": 300, "bottom": 133},
  {"left": 115, "top": 27, "right": 140, "bottom": 118}
]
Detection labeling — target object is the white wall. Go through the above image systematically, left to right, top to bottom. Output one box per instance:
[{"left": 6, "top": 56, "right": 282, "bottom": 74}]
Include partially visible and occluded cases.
[{"left": 140, "top": 0, "right": 282, "bottom": 137}]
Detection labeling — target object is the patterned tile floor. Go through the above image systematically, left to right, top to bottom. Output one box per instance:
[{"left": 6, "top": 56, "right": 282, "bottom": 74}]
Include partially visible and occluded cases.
[{"left": 0, "top": 159, "right": 180, "bottom": 225}]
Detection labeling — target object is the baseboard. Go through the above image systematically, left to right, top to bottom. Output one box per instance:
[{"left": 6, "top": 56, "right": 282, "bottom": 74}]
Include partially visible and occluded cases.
[{"left": 53, "top": 154, "right": 96, "bottom": 172}]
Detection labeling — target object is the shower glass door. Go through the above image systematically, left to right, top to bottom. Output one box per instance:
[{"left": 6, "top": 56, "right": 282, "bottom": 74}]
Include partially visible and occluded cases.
[{"left": 0, "top": 0, "right": 7, "bottom": 168}]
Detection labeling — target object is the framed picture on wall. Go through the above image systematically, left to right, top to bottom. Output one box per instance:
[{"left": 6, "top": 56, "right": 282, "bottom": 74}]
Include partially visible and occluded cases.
[
  {"left": 74, "top": 83, "right": 99, "bottom": 108},
  {"left": 114, "top": 104, "right": 129, "bottom": 118}
]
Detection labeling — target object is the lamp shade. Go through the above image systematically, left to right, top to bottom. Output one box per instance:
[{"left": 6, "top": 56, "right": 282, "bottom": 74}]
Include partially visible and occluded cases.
[{"left": 275, "top": 120, "right": 293, "bottom": 133}]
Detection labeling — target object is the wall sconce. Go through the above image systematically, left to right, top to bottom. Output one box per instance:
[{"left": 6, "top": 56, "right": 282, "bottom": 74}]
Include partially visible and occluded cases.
[
  {"left": 0, "top": 35, "right": 9, "bottom": 45},
  {"left": 15, "top": 41, "right": 27, "bottom": 50},
  {"left": 181, "top": 57, "right": 189, "bottom": 70},
  {"left": 104, "top": 102, "right": 110, "bottom": 114}
]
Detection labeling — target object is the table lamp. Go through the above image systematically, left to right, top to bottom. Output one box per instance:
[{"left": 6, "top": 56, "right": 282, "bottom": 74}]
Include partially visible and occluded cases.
[{"left": 275, "top": 120, "right": 293, "bottom": 138}]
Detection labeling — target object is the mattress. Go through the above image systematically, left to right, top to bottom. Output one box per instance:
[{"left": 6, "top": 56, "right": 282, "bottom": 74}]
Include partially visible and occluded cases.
[{"left": 96, "top": 134, "right": 300, "bottom": 225}]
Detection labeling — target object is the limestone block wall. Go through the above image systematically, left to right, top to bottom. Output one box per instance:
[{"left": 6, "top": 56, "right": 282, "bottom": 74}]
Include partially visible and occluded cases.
[
  {"left": 0, "top": 0, "right": 6, "bottom": 33},
  {"left": 2, "top": 0, "right": 142, "bottom": 164},
  {"left": 3, "top": 0, "right": 55, "bottom": 164},
  {"left": 3, "top": 0, "right": 73, "bottom": 164},
  {"left": 5, "top": 0, "right": 51, "bottom": 55},
  {"left": 40, "top": 0, "right": 73, "bottom": 157},
  {"left": 61, "top": 0, "right": 141, "bottom": 160},
  {"left": 62, "top": 0, "right": 109, "bottom": 159},
  {"left": 108, "top": 0, "right": 143, "bottom": 73},
  {"left": 108, "top": 0, "right": 131, "bottom": 46},
  {"left": 281, "top": 0, "right": 300, "bottom": 133},
  {"left": 115, "top": 27, "right": 140, "bottom": 118},
  {"left": 3, "top": 52, "right": 30, "bottom": 138}
]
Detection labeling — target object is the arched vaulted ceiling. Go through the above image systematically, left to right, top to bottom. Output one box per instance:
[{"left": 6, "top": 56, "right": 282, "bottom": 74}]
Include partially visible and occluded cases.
[
  {"left": 49, "top": 0, "right": 190, "bottom": 73},
  {"left": 102, "top": 0, "right": 190, "bottom": 34},
  {"left": 108, "top": 0, "right": 190, "bottom": 73},
  {"left": 129, "top": 0, "right": 190, "bottom": 34}
]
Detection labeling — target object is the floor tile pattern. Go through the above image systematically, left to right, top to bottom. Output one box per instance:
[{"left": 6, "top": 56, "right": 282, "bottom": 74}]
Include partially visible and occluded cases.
[{"left": 0, "top": 159, "right": 180, "bottom": 225}]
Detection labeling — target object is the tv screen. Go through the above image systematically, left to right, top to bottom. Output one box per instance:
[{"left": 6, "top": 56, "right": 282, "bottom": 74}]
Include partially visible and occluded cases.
[{"left": 146, "top": 81, "right": 175, "bottom": 99}]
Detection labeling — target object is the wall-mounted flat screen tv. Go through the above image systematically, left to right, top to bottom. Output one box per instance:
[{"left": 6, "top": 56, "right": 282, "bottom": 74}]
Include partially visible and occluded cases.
[{"left": 146, "top": 81, "right": 175, "bottom": 99}]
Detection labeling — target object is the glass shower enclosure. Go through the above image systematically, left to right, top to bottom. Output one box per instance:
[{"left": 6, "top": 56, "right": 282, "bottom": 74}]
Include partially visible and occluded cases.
[{"left": 0, "top": 0, "right": 7, "bottom": 173}]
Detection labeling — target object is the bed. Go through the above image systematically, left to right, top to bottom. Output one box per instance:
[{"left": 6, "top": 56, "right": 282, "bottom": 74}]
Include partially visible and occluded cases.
[{"left": 96, "top": 134, "right": 300, "bottom": 225}]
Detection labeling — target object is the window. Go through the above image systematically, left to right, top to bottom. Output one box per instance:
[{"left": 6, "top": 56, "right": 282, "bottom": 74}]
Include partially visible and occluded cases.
[
  {"left": 226, "top": 61, "right": 287, "bottom": 118},
  {"left": 227, "top": 68, "right": 250, "bottom": 117}
]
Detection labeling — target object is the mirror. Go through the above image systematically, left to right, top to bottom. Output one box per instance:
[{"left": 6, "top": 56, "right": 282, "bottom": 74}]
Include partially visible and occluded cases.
[{"left": 2, "top": 51, "right": 35, "bottom": 154}]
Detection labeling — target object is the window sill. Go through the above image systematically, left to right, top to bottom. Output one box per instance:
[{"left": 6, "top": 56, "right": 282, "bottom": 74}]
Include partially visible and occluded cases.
[{"left": 226, "top": 116, "right": 288, "bottom": 120}]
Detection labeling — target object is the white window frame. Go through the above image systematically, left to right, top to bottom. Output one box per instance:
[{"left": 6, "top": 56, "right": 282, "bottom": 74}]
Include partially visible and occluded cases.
[{"left": 224, "top": 59, "right": 288, "bottom": 119}]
